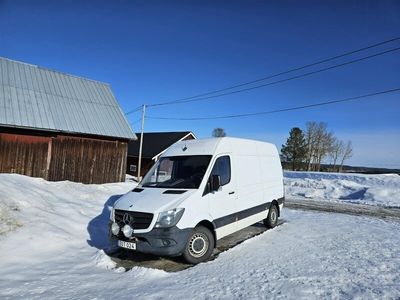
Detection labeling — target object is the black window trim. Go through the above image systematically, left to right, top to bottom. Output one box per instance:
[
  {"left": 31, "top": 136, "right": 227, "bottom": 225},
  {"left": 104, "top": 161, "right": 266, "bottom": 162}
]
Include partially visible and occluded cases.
[
  {"left": 203, "top": 155, "right": 231, "bottom": 197},
  {"left": 215, "top": 155, "right": 231, "bottom": 187}
]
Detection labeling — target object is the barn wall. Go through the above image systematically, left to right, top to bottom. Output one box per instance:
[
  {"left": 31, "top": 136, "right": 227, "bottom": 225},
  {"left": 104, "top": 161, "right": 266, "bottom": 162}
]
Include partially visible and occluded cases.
[
  {"left": 0, "top": 129, "right": 128, "bottom": 184},
  {"left": 0, "top": 132, "right": 50, "bottom": 178},
  {"left": 48, "top": 135, "right": 128, "bottom": 184}
]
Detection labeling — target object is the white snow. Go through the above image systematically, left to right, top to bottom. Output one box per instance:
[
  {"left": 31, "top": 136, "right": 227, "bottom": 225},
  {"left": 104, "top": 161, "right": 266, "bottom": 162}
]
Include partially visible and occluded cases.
[
  {"left": 284, "top": 171, "right": 400, "bottom": 208},
  {"left": 1, "top": 173, "right": 399, "bottom": 299},
  {"left": 125, "top": 174, "right": 138, "bottom": 183}
]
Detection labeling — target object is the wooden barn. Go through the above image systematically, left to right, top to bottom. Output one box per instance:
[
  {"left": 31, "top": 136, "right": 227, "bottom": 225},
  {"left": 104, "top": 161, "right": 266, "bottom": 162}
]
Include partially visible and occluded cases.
[
  {"left": 0, "top": 57, "right": 136, "bottom": 184},
  {"left": 127, "top": 131, "right": 196, "bottom": 178}
]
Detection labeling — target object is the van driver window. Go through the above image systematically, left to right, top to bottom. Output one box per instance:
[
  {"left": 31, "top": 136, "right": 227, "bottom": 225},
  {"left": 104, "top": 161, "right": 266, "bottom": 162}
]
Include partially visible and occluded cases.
[{"left": 211, "top": 156, "right": 231, "bottom": 186}]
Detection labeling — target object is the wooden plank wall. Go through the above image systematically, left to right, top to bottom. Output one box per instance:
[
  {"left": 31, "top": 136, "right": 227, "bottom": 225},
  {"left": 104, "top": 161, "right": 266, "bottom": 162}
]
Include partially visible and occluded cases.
[
  {"left": 0, "top": 133, "right": 50, "bottom": 178},
  {"left": 48, "top": 135, "right": 128, "bottom": 184}
]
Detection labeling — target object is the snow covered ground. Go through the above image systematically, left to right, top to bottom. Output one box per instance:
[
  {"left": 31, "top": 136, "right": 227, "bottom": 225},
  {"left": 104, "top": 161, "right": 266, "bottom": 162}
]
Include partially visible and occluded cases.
[
  {"left": 284, "top": 171, "right": 400, "bottom": 208},
  {"left": 1, "top": 173, "right": 400, "bottom": 299}
]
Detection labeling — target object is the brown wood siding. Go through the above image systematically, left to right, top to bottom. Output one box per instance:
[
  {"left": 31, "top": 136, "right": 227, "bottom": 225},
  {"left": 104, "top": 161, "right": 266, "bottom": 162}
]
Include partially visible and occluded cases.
[
  {"left": 0, "top": 129, "right": 128, "bottom": 184},
  {"left": 0, "top": 133, "right": 50, "bottom": 178},
  {"left": 48, "top": 136, "right": 127, "bottom": 184}
]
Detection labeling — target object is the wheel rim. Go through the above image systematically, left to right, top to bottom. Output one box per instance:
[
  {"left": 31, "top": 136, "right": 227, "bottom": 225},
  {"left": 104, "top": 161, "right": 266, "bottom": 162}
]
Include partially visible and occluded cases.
[
  {"left": 271, "top": 209, "right": 277, "bottom": 224},
  {"left": 188, "top": 233, "right": 209, "bottom": 258}
]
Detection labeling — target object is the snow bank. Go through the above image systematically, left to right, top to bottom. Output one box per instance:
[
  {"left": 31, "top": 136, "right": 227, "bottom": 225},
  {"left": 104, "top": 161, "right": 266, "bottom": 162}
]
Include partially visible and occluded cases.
[
  {"left": 284, "top": 171, "right": 400, "bottom": 207},
  {"left": 0, "top": 173, "right": 399, "bottom": 299},
  {"left": 0, "top": 173, "right": 133, "bottom": 252},
  {"left": 125, "top": 174, "right": 138, "bottom": 183},
  {"left": 92, "top": 250, "right": 118, "bottom": 270}
]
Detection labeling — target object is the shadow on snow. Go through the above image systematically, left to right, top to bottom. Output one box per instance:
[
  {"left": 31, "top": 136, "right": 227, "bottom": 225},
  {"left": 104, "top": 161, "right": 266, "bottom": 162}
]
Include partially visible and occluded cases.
[
  {"left": 339, "top": 187, "right": 368, "bottom": 201},
  {"left": 86, "top": 194, "right": 123, "bottom": 251}
]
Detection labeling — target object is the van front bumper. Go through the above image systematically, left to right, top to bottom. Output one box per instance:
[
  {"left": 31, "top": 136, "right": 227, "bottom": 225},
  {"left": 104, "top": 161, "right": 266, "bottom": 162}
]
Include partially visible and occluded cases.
[{"left": 111, "top": 225, "right": 192, "bottom": 257}]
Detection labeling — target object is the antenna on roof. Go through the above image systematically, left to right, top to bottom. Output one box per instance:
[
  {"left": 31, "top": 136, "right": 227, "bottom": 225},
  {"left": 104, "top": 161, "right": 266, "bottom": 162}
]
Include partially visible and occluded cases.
[{"left": 182, "top": 138, "right": 188, "bottom": 151}]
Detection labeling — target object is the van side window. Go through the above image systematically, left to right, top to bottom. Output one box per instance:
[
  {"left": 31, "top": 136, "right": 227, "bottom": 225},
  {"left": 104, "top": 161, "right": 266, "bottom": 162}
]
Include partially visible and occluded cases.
[{"left": 210, "top": 156, "right": 231, "bottom": 186}]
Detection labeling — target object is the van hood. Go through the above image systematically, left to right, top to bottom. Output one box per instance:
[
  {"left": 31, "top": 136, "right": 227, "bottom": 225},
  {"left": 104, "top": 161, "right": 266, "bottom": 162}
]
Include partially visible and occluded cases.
[{"left": 113, "top": 188, "right": 197, "bottom": 213}]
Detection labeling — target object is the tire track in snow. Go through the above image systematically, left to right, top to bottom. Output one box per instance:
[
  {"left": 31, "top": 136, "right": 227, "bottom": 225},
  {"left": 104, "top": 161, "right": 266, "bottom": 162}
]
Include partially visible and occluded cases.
[{"left": 285, "top": 198, "right": 400, "bottom": 220}]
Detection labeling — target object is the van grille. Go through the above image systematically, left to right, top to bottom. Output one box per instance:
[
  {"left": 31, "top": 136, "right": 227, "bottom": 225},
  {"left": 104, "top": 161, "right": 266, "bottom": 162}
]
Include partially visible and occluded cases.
[{"left": 114, "top": 209, "right": 153, "bottom": 230}]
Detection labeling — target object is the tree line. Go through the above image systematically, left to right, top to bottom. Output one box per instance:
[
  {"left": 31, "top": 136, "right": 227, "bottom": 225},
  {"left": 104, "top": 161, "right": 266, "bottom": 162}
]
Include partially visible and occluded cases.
[{"left": 281, "top": 122, "right": 353, "bottom": 172}]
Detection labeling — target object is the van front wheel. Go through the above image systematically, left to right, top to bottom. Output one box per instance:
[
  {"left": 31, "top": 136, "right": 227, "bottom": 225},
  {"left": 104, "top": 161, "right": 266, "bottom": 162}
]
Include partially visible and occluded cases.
[
  {"left": 264, "top": 204, "right": 278, "bottom": 229},
  {"left": 182, "top": 226, "right": 214, "bottom": 264}
]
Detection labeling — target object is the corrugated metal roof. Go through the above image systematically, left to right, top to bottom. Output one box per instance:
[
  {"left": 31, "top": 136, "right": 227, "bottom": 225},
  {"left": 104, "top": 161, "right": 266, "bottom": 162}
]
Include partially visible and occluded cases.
[{"left": 0, "top": 57, "right": 136, "bottom": 140}]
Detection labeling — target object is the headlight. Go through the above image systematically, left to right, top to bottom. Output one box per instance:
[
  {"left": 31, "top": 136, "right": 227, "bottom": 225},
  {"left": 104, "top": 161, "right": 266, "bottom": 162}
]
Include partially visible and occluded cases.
[
  {"left": 109, "top": 207, "right": 115, "bottom": 221},
  {"left": 155, "top": 208, "right": 185, "bottom": 228},
  {"left": 111, "top": 222, "right": 120, "bottom": 235},
  {"left": 122, "top": 224, "right": 133, "bottom": 238}
]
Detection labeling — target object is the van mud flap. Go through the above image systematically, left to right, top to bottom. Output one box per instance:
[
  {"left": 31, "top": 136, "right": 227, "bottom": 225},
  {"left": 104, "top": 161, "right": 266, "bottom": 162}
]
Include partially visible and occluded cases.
[{"left": 108, "top": 219, "right": 285, "bottom": 273}]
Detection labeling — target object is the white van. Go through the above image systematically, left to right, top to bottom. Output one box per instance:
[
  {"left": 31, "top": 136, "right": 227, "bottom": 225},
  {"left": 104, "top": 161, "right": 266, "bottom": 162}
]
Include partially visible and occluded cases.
[{"left": 110, "top": 137, "right": 284, "bottom": 264}]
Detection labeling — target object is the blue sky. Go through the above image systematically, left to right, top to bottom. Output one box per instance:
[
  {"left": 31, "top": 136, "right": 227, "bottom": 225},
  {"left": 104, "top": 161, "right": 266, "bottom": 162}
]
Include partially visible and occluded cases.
[{"left": 1, "top": 0, "right": 399, "bottom": 168}]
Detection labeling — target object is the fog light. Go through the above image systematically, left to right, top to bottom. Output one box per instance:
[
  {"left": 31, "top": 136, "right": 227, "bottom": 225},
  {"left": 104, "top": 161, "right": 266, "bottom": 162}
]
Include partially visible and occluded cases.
[
  {"left": 111, "top": 222, "right": 120, "bottom": 235},
  {"left": 122, "top": 224, "right": 133, "bottom": 238}
]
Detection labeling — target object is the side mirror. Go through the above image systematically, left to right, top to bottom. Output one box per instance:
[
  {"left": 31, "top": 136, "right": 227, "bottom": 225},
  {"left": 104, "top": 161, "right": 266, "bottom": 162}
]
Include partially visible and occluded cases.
[{"left": 210, "top": 175, "right": 221, "bottom": 192}]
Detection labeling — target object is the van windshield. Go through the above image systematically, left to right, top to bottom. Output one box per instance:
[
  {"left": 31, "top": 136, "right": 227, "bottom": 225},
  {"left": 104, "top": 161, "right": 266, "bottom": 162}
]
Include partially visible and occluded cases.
[{"left": 141, "top": 155, "right": 212, "bottom": 189}]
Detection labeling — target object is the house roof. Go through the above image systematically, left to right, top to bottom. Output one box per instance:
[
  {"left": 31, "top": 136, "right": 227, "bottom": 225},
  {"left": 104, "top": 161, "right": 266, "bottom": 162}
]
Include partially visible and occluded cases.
[
  {"left": 0, "top": 57, "right": 136, "bottom": 140},
  {"left": 128, "top": 131, "right": 195, "bottom": 159}
]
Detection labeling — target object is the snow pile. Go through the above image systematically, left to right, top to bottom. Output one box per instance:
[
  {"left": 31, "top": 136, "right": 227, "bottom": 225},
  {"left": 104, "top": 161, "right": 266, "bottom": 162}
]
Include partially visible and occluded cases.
[
  {"left": 284, "top": 171, "right": 400, "bottom": 207},
  {"left": 0, "top": 173, "right": 399, "bottom": 298},
  {"left": 125, "top": 174, "right": 138, "bottom": 183},
  {"left": 92, "top": 250, "right": 118, "bottom": 270}
]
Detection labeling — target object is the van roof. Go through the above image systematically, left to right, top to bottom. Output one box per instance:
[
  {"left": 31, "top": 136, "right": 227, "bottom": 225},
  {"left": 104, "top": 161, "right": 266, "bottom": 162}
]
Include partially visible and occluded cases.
[{"left": 162, "top": 137, "right": 278, "bottom": 157}]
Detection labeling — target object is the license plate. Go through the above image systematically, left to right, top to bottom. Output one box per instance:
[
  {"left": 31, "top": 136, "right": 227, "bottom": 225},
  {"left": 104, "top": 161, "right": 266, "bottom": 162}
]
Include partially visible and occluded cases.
[{"left": 118, "top": 240, "right": 136, "bottom": 250}]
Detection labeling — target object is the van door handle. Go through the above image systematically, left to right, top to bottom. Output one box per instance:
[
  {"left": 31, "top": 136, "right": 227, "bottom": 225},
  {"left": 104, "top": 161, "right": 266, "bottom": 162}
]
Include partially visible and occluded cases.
[{"left": 229, "top": 191, "right": 235, "bottom": 195}]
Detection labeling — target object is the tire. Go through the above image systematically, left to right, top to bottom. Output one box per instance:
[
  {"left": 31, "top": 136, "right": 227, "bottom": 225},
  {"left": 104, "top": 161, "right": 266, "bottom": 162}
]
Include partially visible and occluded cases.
[
  {"left": 264, "top": 204, "right": 278, "bottom": 229},
  {"left": 182, "top": 226, "right": 215, "bottom": 264}
]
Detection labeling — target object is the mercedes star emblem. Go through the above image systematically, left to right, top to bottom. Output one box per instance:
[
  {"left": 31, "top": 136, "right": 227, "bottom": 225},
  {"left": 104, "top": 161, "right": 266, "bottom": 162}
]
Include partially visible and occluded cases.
[{"left": 122, "top": 213, "right": 134, "bottom": 225}]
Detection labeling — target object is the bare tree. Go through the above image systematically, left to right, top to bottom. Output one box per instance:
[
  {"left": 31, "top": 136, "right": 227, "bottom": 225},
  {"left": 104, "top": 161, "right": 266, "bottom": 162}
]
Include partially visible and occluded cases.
[
  {"left": 303, "top": 122, "right": 354, "bottom": 173},
  {"left": 305, "top": 122, "right": 318, "bottom": 171},
  {"left": 305, "top": 122, "right": 334, "bottom": 171},
  {"left": 212, "top": 128, "right": 227, "bottom": 137},
  {"left": 315, "top": 129, "right": 335, "bottom": 171},
  {"left": 329, "top": 138, "right": 344, "bottom": 172},
  {"left": 339, "top": 141, "right": 353, "bottom": 172}
]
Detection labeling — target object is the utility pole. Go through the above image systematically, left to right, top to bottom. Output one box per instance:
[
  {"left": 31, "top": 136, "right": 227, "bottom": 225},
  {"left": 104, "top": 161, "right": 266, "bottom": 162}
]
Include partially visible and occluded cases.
[{"left": 137, "top": 104, "right": 146, "bottom": 181}]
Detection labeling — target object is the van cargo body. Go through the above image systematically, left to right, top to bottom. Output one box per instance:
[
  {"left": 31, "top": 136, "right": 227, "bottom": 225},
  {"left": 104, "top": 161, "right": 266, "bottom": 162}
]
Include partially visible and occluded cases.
[{"left": 110, "top": 137, "right": 284, "bottom": 263}]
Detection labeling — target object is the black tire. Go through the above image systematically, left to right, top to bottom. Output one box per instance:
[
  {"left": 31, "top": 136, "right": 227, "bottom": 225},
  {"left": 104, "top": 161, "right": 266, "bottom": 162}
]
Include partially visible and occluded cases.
[
  {"left": 264, "top": 204, "right": 278, "bottom": 229},
  {"left": 182, "top": 226, "right": 215, "bottom": 264}
]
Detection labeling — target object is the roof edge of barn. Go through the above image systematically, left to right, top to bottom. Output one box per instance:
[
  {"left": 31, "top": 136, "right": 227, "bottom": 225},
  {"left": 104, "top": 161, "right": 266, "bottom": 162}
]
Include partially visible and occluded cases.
[
  {"left": 0, "top": 56, "right": 137, "bottom": 141},
  {"left": 0, "top": 56, "right": 111, "bottom": 86},
  {"left": 0, "top": 124, "right": 135, "bottom": 141}
]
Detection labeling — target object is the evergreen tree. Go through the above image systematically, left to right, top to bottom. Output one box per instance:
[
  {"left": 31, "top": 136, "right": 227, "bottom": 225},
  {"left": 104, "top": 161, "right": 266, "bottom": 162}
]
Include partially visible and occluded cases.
[{"left": 281, "top": 127, "right": 307, "bottom": 170}]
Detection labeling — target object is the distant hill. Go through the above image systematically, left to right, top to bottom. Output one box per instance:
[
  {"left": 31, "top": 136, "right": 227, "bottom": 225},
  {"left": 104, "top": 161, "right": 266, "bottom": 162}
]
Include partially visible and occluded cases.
[{"left": 281, "top": 162, "right": 400, "bottom": 175}]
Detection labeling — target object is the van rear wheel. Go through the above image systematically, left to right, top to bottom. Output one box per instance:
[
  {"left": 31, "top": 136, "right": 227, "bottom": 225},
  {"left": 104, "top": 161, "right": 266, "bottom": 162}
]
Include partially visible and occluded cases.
[
  {"left": 264, "top": 204, "right": 278, "bottom": 228},
  {"left": 182, "top": 226, "right": 214, "bottom": 264}
]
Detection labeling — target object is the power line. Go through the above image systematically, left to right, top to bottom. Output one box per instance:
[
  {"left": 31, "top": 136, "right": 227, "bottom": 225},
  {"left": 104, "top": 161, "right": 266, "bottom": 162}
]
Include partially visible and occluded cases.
[
  {"left": 147, "top": 37, "right": 400, "bottom": 107},
  {"left": 148, "top": 46, "right": 400, "bottom": 107},
  {"left": 146, "top": 88, "right": 400, "bottom": 120},
  {"left": 125, "top": 105, "right": 143, "bottom": 115},
  {"left": 129, "top": 117, "right": 142, "bottom": 125}
]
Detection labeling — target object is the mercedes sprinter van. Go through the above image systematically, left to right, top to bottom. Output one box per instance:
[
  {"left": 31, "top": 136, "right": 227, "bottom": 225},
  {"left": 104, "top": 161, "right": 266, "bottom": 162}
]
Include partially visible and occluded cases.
[{"left": 110, "top": 137, "right": 284, "bottom": 264}]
